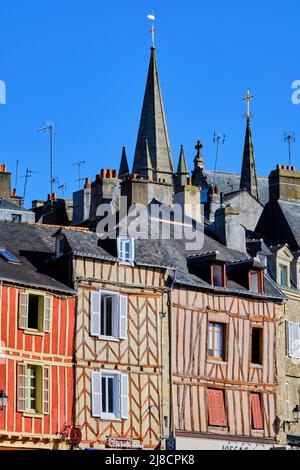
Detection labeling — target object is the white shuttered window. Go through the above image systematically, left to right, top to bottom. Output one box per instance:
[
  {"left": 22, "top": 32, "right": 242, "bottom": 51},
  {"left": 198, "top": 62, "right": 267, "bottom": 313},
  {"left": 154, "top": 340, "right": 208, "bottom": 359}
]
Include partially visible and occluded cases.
[
  {"left": 90, "top": 291, "right": 128, "bottom": 340},
  {"left": 286, "top": 321, "right": 300, "bottom": 359},
  {"left": 91, "top": 371, "right": 129, "bottom": 420}
]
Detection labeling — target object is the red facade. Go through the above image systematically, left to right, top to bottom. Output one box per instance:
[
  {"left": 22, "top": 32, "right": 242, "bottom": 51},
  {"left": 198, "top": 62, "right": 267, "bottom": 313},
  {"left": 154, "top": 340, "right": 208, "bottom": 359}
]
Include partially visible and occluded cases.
[{"left": 0, "top": 284, "right": 75, "bottom": 449}]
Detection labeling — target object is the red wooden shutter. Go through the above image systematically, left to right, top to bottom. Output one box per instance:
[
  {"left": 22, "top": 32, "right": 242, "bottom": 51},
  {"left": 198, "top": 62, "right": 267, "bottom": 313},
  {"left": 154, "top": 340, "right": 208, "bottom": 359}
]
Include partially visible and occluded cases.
[
  {"left": 207, "top": 389, "right": 227, "bottom": 427},
  {"left": 251, "top": 393, "right": 264, "bottom": 429}
]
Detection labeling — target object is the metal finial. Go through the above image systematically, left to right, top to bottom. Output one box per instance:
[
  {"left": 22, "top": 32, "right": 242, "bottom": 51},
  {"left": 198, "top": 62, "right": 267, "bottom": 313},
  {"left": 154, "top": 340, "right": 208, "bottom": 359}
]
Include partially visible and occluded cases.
[
  {"left": 147, "top": 14, "right": 156, "bottom": 48},
  {"left": 243, "top": 89, "right": 253, "bottom": 121}
]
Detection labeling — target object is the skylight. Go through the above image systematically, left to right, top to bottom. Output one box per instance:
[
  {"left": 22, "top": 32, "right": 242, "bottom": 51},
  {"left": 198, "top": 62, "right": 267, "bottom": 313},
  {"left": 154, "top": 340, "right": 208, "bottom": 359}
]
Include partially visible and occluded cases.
[{"left": 0, "top": 248, "right": 20, "bottom": 264}]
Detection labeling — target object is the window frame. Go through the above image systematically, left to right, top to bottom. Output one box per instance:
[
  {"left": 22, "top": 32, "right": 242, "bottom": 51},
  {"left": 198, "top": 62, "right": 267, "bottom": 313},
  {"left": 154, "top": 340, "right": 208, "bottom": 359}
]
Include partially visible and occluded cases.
[
  {"left": 118, "top": 236, "right": 135, "bottom": 266},
  {"left": 211, "top": 263, "right": 226, "bottom": 288},
  {"left": 278, "top": 263, "right": 289, "bottom": 288},
  {"left": 249, "top": 270, "right": 264, "bottom": 294},
  {"left": 90, "top": 290, "right": 128, "bottom": 341},
  {"left": 18, "top": 291, "right": 52, "bottom": 334},
  {"left": 208, "top": 322, "right": 226, "bottom": 362},
  {"left": 251, "top": 326, "right": 264, "bottom": 366},
  {"left": 17, "top": 362, "right": 49, "bottom": 416},
  {"left": 91, "top": 370, "right": 129, "bottom": 421}
]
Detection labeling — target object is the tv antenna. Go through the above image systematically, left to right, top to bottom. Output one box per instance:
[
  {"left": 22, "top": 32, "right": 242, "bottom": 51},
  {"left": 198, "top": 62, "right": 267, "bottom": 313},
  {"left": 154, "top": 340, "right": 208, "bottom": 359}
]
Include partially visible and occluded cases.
[
  {"left": 36, "top": 122, "right": 55, "bottom": 195},
  {"left": 284, "top": 132, "right": 296, "bottom": 166},
  {"left": 213, "top": 133, "right": 225, "bottom": 188},
  {"left": 15, "top": 160, "right": 19, "bottom": 192},
  {"left": 73, "top": 161, "right": 85, "bottom": 189},
  {"left": 22, "top": 169, "right": 36, "bottom": 206},
  {"left": 58, "top": 182, "right": 67, "bottom": 198}
]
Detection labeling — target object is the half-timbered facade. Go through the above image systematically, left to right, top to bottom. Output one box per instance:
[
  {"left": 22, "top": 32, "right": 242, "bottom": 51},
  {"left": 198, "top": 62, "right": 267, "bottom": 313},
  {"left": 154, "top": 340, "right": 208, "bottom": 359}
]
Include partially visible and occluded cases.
[
  {"left": 0, "top": 223, "right": 76, "bottom": 450},
  {"left": 53, "top": 228, "right": 171, "bottom": 450}
]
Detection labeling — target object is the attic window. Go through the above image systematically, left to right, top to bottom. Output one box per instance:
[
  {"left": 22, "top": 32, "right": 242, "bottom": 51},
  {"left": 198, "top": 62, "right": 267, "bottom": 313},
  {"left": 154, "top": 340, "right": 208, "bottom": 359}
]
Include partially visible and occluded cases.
[
  {"left": 56, "top": 236, "right": 65, "bottom": 258},
  {"left": 118, "top": 237, "right": 135, "bottom": 266},
  {"left": 0, "top": 248, "right": 20, "bottom": 264},
  {"left": 211, "top": 264, "right": 226, "bottom": 288},
  {"left": 249, "top": 271, "right": 263, "bottom": 294}
]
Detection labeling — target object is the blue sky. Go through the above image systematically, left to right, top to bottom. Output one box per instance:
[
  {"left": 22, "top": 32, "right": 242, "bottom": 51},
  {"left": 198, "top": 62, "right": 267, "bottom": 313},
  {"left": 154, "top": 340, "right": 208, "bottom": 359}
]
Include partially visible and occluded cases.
[{"left": 0, "top": 0, "right": 299, "bottom": 206}]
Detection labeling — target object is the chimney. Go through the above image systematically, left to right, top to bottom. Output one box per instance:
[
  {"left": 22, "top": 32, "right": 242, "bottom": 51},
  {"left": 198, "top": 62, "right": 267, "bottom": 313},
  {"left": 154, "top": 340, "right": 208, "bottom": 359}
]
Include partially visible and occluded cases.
[
  {"left": 0, "top": 163, "right": 12, "bottom": 200},
  {"left": 269, "top": 165, "right": 300, "bottom": 202},
  {"left": 173, "top": 183, "right": 201, "bottom": 223},
  {"left": 205, "top": 185, "right": 221, "bottom": 222},
  {"left": 213, "top": 204, "right": 246, "bottom": 252}
]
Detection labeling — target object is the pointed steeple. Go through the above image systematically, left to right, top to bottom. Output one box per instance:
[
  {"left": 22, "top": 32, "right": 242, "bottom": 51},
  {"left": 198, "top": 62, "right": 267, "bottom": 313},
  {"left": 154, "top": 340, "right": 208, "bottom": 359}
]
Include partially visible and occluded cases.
[
  {"left": 133, "top": 47, "right": 174, "bottom": 184},
  {"left": 240, "top": 91, "right": 259, "bottom": 200},
  {"left": 139, "top": 139, "right": 153, "bottom": 180},
  {"left": 175, "top": 145, "right": 189, "bottom": 187},
  {"left": 119, "top": 146, "right": 129, "bottom": 178}
]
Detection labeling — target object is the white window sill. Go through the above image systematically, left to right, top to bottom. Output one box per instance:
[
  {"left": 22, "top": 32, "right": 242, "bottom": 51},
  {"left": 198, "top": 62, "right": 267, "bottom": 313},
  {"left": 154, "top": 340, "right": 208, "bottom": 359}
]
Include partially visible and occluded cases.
[
  {"left": 24, "top": 329, "right": 45, "bottom": 336},
  {"left": 98, "top": 336, "right": 120, "bottom": 342},
  {"left": 23, "top": 412, "right": 44, "bottom": 419},
  {"left": 100, "top": 413, "right": 121, "bottom": 421}
]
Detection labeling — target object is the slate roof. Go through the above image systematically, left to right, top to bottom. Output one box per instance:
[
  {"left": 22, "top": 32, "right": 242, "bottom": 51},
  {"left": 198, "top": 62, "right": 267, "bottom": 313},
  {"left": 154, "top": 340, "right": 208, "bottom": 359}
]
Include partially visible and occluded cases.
[
  {"left": 205, "top": 170, "right": 269, "bottom": 206},
  {"left": 278, "top": 200, "right": 300, "bottom": 249},
  {"left": 59, "top": 220, "right": 284, "bottom": 301},
  {"left": 0, "top": 222, "right": 74, "bottom": 293}
]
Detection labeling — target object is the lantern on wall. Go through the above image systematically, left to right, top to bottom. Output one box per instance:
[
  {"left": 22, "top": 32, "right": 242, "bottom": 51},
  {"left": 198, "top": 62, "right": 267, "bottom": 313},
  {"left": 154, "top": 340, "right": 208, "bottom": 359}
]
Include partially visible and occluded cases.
[
  {"left": 0, "top": 390, "right": 8, "bottom": 410},
  {"left": 293, "top": 405, "right": 300, "bottom": 423}
]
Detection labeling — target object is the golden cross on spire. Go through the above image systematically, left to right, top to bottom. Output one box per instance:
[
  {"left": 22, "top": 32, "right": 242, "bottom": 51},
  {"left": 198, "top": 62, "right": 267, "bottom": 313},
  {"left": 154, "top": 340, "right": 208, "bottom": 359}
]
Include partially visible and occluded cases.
[
  {"left": 147, "top": 14, "right": 156, "bottom": 48},
  {"left": 243, "top": 89, "right": 254, "bottom": 121}
]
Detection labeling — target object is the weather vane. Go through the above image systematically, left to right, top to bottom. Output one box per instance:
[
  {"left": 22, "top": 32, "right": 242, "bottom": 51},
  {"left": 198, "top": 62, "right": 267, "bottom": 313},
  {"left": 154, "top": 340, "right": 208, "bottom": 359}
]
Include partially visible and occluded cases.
[
  {"left": 147, "top": 13, "right": 156, "bottom": 48},
  {"left": 243, "top": 89, "right": 253, "bottom": 121}
]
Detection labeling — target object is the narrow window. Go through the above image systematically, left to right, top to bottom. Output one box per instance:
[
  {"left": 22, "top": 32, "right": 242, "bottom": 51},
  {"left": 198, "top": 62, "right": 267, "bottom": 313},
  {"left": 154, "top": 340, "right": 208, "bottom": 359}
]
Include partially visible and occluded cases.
[
  {"left": 118, "top": 237, "right": 135, "bottom": 265},
  {"left": 279, "top": 264, "right": 288, "bottom": 287},
  {"left": 211, "top": 265, "right": 225, "bottom": 287},
  {"left": 249, "top": 271, "right": 263, "bottom": 293},
  {"left": 28, "top": 295, "right": 40, "bottom": 330},
  {"left": 101, "top": 295, "right": 114, "bottom": 337},
  {"left": 208, "top": 323, "right": 225, "bottom": 361},
  {"left": 251, "top": 327, "right": 263, "bottom": 365},
  {"left": 28, "top": 366, "right": 37, "bottom": 412},
  {"left": 102, "top": 375, "right": 114, "bottom": 415},
  {"left": 251, "top": 393, "right": 264, "bottom": 430}
]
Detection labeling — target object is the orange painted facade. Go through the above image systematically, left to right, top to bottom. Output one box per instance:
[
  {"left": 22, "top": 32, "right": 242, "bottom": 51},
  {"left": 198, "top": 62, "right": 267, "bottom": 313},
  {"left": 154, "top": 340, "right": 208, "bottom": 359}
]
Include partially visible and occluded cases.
[{"left": 0, "top": 283, "right": 76, "bottom": 450}]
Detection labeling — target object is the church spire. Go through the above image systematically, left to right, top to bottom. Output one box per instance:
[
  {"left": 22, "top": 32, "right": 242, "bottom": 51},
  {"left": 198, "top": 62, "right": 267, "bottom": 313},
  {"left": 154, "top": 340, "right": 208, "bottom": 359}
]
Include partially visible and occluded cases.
[
  {"left": 132, "top": 47, "right": 174, "bottom": 184},
  {"left": 240, "top": 90, "right": 259, "bottom": 200},
  {"left": 175, "top": 145, "right": 189, "bottom": 187},
  {"left": 119, "top": 146, "right": 129, "bottom": 178}
]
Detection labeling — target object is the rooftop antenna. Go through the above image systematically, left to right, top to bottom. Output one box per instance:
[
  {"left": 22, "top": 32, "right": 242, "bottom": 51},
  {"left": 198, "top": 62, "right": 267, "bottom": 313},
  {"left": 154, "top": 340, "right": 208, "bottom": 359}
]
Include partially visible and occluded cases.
[
  {"left": 147, "top": 13, "right": 156, "bottom": 48},
  {"left": 36, "top": 122, "right": 55, "bottom": 195},
  {"left": 284, "top": 132, "right": 296, "bottom": 166},
  {"left": 213, "top": 133, "right": 225, "bottom": 188},
  {"left": 14, "top": 160, "right": 19, "bottom": 192},
  {"left": 73, "top": 161, "right": 85, "bottom": 189},
  {"left": 22, "top": 169, "right": 36, "bottom": 206},
  {"left": 58, "top": 182, "right": 67, "bottom": 198}
]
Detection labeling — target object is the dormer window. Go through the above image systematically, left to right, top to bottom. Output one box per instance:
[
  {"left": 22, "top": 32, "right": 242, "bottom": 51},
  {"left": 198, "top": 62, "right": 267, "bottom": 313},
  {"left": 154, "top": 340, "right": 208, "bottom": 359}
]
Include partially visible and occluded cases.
[
  {"left": 56, "top": 235, "right": 65, "bottom": 258},
  {"left": 118, "top": 237, "right": 135, "bottom": 266},
  {"left": 211, "top": 264, "right": 226, "bottom": 288},
  {"left": 279, "top": 264, "right": 288, "bottom": 287},
  {"left": 249, "top": 270, "right": 263, "bottom": 294}
]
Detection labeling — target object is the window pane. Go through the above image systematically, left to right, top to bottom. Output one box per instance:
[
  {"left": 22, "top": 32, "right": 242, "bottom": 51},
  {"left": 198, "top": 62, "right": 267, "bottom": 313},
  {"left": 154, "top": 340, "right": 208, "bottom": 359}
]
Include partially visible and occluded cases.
[
  {"left": 212, "top": 265, "right": 223, "bottom": 287},
  {"left": 279, "top": 265, "right": 288, "bottom": 287},
  {"left": 250, "top": 273, "right": 259, "bottom": 293},
  {"left": 28, "top": 295, "right": 39, "bottom": 330},
  {"left": 101, "top": 296, "right": 113, "bottom": 337},
  {"left": 208, "top": 323, "right": 214, "bottom": 357},
  {"left": 215, "top": 324, "right": 223, "bottom": 358},
  {"left": 252, "top": 328, "right": 263, "bottom": 365},
  {"left": 102, "top": 377, "right": 107, "bottom": 412},
  {"left": 108, "top": 378, "right": 114, "bottom": 413}
]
